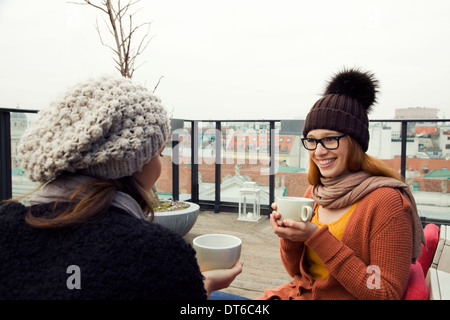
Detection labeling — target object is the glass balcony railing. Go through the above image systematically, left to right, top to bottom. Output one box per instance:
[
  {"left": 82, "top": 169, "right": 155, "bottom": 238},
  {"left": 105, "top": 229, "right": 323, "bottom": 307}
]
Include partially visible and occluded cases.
[
  {"left": 1, "top": 107, "right": 450, "bottom": 226},
  {"left": 0, "top": 108, "right": 39, "bottom": 204}
]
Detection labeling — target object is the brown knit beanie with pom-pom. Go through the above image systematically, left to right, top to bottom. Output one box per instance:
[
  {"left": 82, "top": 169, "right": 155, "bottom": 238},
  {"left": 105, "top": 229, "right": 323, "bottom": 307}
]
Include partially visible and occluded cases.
[{"left": 303, "top": 68, "right": 379, "bottom": 152}]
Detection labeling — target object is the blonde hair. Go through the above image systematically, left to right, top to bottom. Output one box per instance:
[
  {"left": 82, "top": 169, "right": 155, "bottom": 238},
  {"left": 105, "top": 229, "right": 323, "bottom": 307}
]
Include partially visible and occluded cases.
[{"left": 307, "top": 136, "right": 403, "bottom": 185}]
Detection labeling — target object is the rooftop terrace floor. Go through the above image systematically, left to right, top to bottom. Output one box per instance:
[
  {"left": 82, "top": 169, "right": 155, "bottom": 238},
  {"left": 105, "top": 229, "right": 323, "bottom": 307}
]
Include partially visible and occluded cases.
[{"left": 184, "top": 210, "right": 292, "bottom": 299}]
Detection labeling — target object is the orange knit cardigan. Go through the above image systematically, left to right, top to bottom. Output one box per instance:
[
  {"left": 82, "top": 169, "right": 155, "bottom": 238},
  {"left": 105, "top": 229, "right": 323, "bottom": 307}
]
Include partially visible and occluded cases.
[{"left": 259, "top": 186, "right": 414, "bottom": 300}]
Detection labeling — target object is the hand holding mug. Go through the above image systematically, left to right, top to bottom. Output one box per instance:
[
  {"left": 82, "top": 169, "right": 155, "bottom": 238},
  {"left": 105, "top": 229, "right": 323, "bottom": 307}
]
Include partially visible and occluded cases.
[
  {"left": 275, "top": 197, "right": 314, "bottom": 222},
  {"left": 270, "top": 198, "right": 318, "bottom": 242}
]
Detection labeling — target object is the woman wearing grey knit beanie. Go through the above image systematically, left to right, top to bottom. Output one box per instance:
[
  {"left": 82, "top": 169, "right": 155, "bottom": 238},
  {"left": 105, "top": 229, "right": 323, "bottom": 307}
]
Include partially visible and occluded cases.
[
  {"left": 260, "top": 68, "right": 426, "bottom": 300},
  {"left": 0, "top": 75, "right": 241, "bottom": 300}
]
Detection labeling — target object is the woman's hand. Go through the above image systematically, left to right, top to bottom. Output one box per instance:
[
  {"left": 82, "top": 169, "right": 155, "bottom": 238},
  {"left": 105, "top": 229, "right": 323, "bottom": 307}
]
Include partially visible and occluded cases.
[
  {"left": 270, "top": 202, "right": 318, "bottom": 242},
  {"left": 202, "top": 260, "right": 243, "bottom": 298}
]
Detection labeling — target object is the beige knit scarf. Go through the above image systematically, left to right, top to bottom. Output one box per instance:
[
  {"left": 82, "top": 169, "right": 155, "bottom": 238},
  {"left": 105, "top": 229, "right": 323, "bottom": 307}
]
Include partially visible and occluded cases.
[{"left": 311, "top": 171, "right": 426, "bottom": 263}]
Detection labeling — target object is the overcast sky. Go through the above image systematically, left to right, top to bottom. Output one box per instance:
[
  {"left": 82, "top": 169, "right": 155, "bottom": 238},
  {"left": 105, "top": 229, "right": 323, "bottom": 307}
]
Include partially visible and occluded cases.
[{"left": 1, "top": 0, "right": 450, "bottom": 120}]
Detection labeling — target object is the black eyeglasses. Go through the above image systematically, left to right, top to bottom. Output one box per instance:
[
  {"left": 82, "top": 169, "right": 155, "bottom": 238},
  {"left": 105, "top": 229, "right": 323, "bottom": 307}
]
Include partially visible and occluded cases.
[{"left": 301, "top": 134, "right": 347, "bottom": 150}]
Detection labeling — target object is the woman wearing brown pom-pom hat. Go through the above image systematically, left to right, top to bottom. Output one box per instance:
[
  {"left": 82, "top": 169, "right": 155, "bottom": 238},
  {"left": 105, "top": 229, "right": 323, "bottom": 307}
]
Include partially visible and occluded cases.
[{"left": 260, "top": 68, "right": 426, "bottom": 300}]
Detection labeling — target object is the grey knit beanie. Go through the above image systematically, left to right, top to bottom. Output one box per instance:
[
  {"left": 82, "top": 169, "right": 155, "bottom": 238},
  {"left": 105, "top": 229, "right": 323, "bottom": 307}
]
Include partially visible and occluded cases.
[{"left": 18, "top": 75, "right": 170, "bottom": 183}]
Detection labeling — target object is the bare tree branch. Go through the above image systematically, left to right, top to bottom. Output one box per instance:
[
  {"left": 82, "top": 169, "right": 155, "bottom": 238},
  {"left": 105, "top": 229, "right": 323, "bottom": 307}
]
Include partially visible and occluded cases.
[
  {"left": 71, "top": 0, "right": 153, "bottom": 78},
  {"left": 68, "top": 1, "right": 109, "bottom": 14},
  {"left": 95, "top": 18, "right": 119, "bottom": 55},
  {"left": 153, "top": 76, "right": 164, "bottom": 93}
]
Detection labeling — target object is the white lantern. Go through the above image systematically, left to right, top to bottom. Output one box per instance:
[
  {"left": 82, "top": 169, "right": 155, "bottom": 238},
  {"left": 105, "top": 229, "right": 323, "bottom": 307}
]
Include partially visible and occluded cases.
[{"left": 238, "top": 182, "right": 261, "bottom": 222}]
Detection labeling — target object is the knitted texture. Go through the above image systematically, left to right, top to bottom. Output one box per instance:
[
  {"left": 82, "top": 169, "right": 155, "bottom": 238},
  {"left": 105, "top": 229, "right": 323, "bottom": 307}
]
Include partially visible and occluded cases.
[
  {"left": 302, "top": 68, "right": 379, "bottom": 152},
  {"left": 18, "top": 75, "right": 170, "bottom": 182},
  {"left": 303, "top": 94, "right": 370, "bottom": 151},
  {"left": 258, "top": 186, "right": 414, "bottom": 300},
  {"left": 0, "top": 201, "right": 207, "bottom": 299}
]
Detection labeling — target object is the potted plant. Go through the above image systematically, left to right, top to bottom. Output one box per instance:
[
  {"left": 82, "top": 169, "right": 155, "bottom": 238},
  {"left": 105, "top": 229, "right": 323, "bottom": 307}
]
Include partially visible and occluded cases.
[{"left": 146, "top": 193, "right": 200, "bottom": 237}]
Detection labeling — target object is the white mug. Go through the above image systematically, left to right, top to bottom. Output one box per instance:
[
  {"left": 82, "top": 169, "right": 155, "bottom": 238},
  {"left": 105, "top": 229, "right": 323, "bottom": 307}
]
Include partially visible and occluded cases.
[
  {"left": 275, "top": 196, "right": 314, "bottom": 222},
  {"left": 193, "top": 234, "right": 242, "bottom": 272}
]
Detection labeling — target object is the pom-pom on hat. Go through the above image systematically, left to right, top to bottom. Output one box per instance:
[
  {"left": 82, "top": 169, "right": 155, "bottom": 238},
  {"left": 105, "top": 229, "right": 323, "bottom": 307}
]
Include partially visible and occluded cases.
[
  {"left": 302, "top": 68, "right": 379, "bottom": 151},
  {"left": 18, "top": 75, "right": 170, "bottom": 183}
]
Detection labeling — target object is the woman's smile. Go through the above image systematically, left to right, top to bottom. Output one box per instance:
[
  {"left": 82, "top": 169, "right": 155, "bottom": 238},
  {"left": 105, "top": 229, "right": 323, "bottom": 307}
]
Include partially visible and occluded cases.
[{"left": 317, "top": 158, "right": 337, "bottom": 168}]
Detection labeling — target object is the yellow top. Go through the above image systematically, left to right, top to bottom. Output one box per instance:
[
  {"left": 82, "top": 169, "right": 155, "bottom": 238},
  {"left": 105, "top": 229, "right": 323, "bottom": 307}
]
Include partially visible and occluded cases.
[{"left": 305, "top": 202, "right": 358, "bottom": 280}]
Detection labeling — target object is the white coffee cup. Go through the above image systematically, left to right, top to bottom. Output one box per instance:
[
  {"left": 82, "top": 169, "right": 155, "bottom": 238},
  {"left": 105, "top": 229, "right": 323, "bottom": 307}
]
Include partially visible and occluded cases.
[
  {"left": 275, "top": 196, "right": 314, "bottom": 222},
  {"left": 193, "top": 234, "right": 242, "bottom": 272}
]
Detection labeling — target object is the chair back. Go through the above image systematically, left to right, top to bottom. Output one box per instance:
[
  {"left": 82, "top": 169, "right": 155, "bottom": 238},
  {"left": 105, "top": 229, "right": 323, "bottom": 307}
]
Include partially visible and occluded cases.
[
  {"left": 404, "top": 223, "right": 440, "bottom": 300},
  {"left": 417, "top": 223, "right": 440, "bottom": 276},
  {"left": 404, "top": 263, "right": 428, "bottom": 300}
]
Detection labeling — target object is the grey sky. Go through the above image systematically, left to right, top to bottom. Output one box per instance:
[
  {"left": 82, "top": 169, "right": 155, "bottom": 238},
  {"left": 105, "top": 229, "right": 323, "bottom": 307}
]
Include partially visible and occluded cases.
[{"left": 1, "top": 0, "right": 449, "bottom": 120}]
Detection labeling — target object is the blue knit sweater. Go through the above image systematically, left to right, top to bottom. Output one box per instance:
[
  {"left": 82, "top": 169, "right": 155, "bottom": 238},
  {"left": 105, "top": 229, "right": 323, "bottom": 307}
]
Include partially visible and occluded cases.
[{"left": 0, "top": 201, "right": 206, "bottom": 300}]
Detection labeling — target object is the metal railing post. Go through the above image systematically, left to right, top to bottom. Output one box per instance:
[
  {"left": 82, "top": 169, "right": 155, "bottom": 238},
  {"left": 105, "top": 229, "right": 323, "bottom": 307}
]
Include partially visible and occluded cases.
[
  {"left": 0, "top": 111, "right": 12, "bottom": 201},
  {"left": 191, "top": 121, "right": 199, "bottom": 203},
  {"left": 214, "top": 121, "right": 221, "bottom": 213},
  {"left": 269, "top": 121, "right": 275, "bottom": 206},
  {"left": 400, "top": 121, "right": 407, "bottom": 178},
  {"left": 171, "top": 132, "right": 179, "bottom": 202}
]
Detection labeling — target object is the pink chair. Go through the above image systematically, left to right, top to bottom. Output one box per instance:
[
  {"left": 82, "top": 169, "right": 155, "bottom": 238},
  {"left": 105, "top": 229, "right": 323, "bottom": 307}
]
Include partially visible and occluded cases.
[
  {"left": 403, "top": 223, "right": 440, "bottom": 300},
  {"left": 417, "top": 223, "right": 440, "bottom": 276},
  {"left": 403, "top": 263, "right": 428, "bottom": 300}
]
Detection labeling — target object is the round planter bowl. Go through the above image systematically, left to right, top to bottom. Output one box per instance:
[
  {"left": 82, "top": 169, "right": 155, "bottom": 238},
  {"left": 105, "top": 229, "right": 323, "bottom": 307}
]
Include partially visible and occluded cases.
[{"left": 149, "top": 201, "right": 199, "bottom": 237}]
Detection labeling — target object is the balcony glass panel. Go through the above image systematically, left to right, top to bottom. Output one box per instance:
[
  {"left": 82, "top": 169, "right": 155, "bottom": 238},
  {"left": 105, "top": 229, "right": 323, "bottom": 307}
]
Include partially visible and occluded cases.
[
  {"left": 10, "top": 111, "right": 40, "bottom": 204},
  {"left": 162, "top": 121, "right": 192, "bottom": 201},
  {"left": 197, "top": 121, "right": 216, "bottom": 202},
  {"left": 220, "top": 121, "right": 273, "bottom": 206},
  {"left": 275, "top": 121, "right": 309, "bottom": 200},
  {"left": 368, "top": 121, "right": 450, "bottom": 223},
  {"left": 157, "top": 134, "right": 174, "bottom": 202}
]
